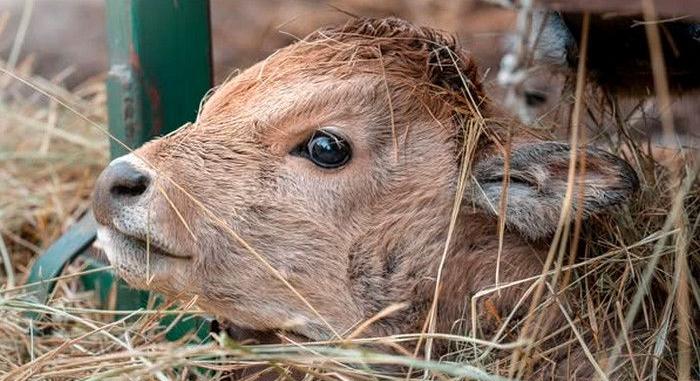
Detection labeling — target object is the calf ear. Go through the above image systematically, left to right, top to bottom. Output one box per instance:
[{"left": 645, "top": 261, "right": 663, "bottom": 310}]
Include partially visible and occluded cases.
[{"left": 472, "top": 142, "right": 639, "bottom": 240}]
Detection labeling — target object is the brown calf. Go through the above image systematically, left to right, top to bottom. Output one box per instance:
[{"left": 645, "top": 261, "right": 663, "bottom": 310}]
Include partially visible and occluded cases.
[{"left": 93, "top": 18, "right": 638, "bottom": 378}]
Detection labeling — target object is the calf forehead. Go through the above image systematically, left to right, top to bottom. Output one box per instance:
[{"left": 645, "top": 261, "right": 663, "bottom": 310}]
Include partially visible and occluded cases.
[{"left": 201, "top": 74, "right": 383, "bottom": 131}]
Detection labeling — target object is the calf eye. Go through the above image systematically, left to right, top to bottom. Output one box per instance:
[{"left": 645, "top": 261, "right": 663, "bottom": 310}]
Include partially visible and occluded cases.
[
  {"left": 691, "top": 24, "right": 700, "bottom": 41},
  {"left": 524, "top": 90, "right": 547, "bottom": 107},
  {"left": 293, "top": 130, "right": 352, "bottom": 168}
]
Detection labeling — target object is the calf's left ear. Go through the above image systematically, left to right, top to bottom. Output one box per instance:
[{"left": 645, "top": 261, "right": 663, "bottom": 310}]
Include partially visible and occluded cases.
[{"left": 472, "top": 142, "right": 639, "bottom": 240}]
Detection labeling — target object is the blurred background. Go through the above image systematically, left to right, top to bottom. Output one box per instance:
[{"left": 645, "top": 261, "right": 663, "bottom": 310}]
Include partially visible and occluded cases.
[{"left": 0, "top": 0, "right": 514, "bottom": 87}]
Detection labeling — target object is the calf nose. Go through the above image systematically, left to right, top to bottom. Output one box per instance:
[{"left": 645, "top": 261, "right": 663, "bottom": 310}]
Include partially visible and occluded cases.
[
  {"left": 93, "top": 160, "right": 152, "bottom": 224},
  {"left": 108, "top": 162, "right": 150, "bottom": 198}
]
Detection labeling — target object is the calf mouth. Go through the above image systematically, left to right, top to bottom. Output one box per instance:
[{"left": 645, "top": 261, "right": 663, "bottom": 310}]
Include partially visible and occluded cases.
[{"left": 96, "top": 225, "right": 192, "bottom": 263}]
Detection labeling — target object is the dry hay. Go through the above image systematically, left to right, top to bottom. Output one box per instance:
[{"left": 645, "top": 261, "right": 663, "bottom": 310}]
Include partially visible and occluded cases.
[{"left": 0, "top": 22, "right": 699, "bottom": 381}]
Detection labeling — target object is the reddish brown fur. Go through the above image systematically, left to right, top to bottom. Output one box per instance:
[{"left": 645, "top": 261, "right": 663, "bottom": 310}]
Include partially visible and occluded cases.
[{"left": 93, "top": 17, "right": 638, "bottom": 378}]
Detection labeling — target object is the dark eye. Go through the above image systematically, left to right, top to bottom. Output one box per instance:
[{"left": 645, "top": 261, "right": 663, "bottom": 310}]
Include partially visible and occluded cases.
[
  {"left": 691, "top": 24, "right": 700, "bottom": 41},
  {"left": 524, "top": 90, "right": 548, "bottom": 107},
  {"left": 294, "top": 130, "right": 352, "bottom": 168}
]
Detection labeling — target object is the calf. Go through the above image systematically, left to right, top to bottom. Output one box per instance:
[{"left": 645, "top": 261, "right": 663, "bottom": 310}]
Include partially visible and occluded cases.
[
  {"left": 499, "top": 6, "right": 700, "bottom": 126},
  {"left": 93, "top": 17, "right": 638, "bottom": 378}
]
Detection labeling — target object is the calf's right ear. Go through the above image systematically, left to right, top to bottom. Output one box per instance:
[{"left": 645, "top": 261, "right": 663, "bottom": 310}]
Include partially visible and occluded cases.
[{"left": 471, "top": 142, "right": 638, "bottom": 240}]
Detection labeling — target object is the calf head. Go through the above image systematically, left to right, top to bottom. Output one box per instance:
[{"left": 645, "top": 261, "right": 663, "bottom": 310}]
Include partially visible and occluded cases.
[{"left": 93, "top": 18, "right": 637, "bottom": 344}]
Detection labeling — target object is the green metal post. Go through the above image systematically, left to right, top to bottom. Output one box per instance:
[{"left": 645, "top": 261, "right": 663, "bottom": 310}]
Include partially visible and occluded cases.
[
  {"left": 26, "top": 0, "right": 213, "bottom": 342},
  {"left": 106, "top": 0, "right": 213, "bottom": 156}
]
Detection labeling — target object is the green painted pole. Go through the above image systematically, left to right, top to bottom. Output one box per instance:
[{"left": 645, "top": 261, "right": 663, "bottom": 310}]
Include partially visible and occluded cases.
[{"left": 106, "top": 0, "right": 213, "bottom": 157}]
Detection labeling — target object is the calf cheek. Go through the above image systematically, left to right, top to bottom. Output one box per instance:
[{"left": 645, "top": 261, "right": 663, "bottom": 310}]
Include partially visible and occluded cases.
[{"left": 193, "top": 240, "right": 314, "bottom": 328}]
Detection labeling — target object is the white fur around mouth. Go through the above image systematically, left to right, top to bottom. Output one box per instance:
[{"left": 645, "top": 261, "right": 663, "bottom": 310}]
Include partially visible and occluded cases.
[{"left": 96, "top": 225, "right": 191, "bottom": 262}]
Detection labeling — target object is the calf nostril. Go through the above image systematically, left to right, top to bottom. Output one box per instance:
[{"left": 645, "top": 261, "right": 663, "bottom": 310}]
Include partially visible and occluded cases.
[
  {"left": 108, "top": 162, "right": 151, "bottom": 198},
  {"left": 111, "top": 177, "right": 149, "bottom": 197}
]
